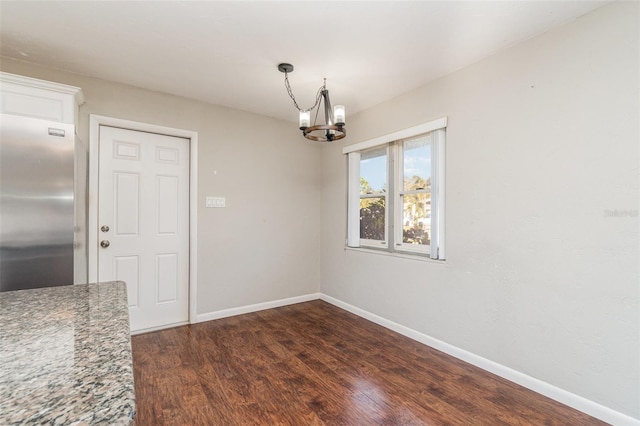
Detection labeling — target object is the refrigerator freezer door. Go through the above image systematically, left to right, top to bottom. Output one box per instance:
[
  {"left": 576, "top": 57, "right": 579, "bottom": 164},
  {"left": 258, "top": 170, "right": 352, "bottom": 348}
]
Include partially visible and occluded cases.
[{"left": 0, "top": 114, "right": 75, "bottom": 291}]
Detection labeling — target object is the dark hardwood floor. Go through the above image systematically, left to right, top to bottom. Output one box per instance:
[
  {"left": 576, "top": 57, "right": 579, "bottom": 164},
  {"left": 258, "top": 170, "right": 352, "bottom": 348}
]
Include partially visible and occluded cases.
[{"left": 131, "top": 300, "right": 606, "bottom": 425}]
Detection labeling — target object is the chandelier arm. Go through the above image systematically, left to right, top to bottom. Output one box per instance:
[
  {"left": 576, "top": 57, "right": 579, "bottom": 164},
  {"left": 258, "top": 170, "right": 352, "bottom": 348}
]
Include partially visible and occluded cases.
[{"left": 312, "top": 95, "right": 322, "bottom": 126}]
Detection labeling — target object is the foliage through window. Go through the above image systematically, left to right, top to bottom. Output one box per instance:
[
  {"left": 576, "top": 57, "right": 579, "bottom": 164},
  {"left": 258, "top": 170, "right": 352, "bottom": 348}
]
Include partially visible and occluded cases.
[
  {"left": 398, "top": 136, "right": 431, "bottom": 250},
  {"left": 359, "top": 146, "right": 387, "bottom": 243}
]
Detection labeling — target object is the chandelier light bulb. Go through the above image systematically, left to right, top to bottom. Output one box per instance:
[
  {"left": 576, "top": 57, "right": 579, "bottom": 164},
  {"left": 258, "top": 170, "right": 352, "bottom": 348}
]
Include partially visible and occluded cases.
[
  {"left": 334, "top": 105, "right": 346, "bottom": 126},
  {"left": 299, "top": 111, "right": 311, "bottom": 129}
]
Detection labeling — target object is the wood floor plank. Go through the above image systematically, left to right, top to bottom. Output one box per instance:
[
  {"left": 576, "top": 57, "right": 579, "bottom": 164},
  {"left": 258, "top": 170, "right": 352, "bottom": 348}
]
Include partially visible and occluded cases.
[{"left": 131, "top": 300, "right": 607, "bottom": 425}]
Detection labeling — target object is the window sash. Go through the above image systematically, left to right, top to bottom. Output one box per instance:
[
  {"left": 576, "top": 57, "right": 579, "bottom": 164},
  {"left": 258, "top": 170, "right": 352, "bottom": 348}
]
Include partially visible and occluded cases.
[
  {"left": 395, "top": 135, "right": 431, "bottom": 255},
  {"left": 358, "top": 145, "right": 389, "bottom": 248},
  {"left": 395, "top": 192, "right": 431, "bottom": 254},
  {"left": 359, "top": 194, "right": 388, "bottom": 247}
]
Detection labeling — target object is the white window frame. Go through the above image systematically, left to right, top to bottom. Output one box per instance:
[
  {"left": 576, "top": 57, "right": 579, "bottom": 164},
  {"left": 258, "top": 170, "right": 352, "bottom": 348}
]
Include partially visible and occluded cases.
[{"left": 344, "top": 117, "right": 446, "bottom": 260}]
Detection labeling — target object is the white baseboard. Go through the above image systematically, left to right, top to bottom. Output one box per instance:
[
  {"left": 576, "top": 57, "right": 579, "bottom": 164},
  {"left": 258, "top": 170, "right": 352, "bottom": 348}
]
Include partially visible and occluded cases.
[
  {"left": 196, "top": 293, "right": 322, "bottom": 323},
  {"left": 319, "top": 294, "right": 639, "bottom": 426},
  {"left": 131, "top": 320, "right": 190, "bottom": 336}
]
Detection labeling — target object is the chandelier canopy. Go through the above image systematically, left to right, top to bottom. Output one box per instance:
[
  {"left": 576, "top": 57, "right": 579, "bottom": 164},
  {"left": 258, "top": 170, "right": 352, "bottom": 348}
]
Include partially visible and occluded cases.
[{"left": 278, "top": 63, "right": 345, "bottom": 142}]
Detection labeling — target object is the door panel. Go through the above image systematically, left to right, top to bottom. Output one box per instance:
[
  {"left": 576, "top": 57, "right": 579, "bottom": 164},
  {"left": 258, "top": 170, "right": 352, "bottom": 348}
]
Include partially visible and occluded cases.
[
  {"left": 98, "top": 125, "right": 189, "bottom": 332},
  {"left": 114, "top": 172, "right": 139, "bottom": 235},
  {"left": 157, "top": 175, "right": 179, "bottom": 234},
  {"left": 156, "top": 253, "right": 178, "bottom": 303},
  {"left": 114, "top": 255, "right": 140, "bottom": 307}
]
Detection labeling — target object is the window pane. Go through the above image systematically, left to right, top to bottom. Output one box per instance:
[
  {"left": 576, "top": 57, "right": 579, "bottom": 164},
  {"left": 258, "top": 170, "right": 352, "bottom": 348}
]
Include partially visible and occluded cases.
[
  {"left": 403, "top": 136, "right": 430, "bottom": 192},
  {"left": 360, "top": 147, "right": 387, "bottom": 195},
  {"left": 402, "top": 193, "right": 431, "bottom": 245},
  {"left": 360, "top": 197, "right": 385, "bottom": 241}
]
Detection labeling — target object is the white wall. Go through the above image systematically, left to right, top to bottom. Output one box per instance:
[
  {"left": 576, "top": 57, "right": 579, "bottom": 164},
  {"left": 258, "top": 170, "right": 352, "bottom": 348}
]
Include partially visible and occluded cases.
[
  {"left": 320, "top": 1, "right": 639, "bottom": 419},
  {"left": 0, "top": 58, "right": 323, "bottom": 315}
]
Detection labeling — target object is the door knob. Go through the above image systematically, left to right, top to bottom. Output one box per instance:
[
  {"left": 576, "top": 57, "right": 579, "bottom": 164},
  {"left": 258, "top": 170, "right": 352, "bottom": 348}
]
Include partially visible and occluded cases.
[
  {"left": 101, "top": 225, "right": 110, "bottom": 233},
  {"left": 100, "top": 240, "right": 110, "bottom": 248}
]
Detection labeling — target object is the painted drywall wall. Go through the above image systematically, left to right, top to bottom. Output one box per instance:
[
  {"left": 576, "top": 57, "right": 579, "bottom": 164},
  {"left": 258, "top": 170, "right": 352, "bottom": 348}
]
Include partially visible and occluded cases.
[
  {"left": 2, "top": 0, "right": 637, "bottom": 419},
  {"left": 320, "top": 1, "right": 639, "bottom": 419},
  {"left": 0, "top": 58, "right": 322, "bottom": 315}
]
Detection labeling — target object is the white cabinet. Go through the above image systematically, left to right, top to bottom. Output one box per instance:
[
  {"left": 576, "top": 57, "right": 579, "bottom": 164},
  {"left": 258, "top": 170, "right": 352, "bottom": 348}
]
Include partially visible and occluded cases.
[{"left": 0, "top": 72, "right": 84, "bottom": 125}]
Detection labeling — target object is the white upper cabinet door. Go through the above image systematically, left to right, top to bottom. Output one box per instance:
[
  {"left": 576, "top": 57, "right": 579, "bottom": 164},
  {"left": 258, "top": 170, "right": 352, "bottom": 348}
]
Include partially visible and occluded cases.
[{"left": 0, "top": 72, "right": 84, "bottom": 124}]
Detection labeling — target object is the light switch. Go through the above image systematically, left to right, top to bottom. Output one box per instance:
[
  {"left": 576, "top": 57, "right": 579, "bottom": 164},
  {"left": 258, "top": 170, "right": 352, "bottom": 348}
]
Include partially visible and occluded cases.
[{"left": 206, "top": 196, "right": 226, "bottom": 208}]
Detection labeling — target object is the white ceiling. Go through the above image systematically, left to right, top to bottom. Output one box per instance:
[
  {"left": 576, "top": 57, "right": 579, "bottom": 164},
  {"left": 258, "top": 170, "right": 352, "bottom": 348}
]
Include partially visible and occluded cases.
[{"left": 0, "top": 1, "right": 610, "bottom": 124}]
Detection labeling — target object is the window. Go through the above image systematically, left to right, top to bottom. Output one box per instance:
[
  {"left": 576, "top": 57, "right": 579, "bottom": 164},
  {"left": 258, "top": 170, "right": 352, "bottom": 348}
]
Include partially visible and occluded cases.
[{"left": 345, "top": 118, "right": 446, "bottom": 260}]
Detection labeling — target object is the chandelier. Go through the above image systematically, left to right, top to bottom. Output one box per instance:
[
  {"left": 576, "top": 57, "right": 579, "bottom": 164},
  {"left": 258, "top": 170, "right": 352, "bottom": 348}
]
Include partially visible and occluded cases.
[{"left": 278, "top": 63, "right": 345, "bottom": 142}]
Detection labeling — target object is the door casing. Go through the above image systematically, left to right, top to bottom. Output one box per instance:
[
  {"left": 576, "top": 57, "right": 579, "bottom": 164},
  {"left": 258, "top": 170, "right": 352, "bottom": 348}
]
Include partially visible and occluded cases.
[{"left": 88, "top": 114, "right": 198, "bottom": 326}]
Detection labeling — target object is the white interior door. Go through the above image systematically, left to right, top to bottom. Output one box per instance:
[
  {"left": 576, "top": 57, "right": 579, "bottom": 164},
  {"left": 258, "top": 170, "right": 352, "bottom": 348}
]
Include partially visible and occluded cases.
[{"left": 98, "top": 125, "right": 189, "bottom": 332}]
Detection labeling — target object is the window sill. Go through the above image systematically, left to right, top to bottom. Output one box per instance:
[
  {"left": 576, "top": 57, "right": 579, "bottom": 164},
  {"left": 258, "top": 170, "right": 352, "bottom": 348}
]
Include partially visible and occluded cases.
[{"left": 344, "top": 246, "right": 446, "bottom": 263}]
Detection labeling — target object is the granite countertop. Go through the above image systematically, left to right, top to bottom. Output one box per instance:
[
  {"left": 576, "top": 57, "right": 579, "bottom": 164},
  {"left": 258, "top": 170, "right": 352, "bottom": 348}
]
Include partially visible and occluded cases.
[{"left": 0, "top": 281, "right": 135, "bottom": 425}]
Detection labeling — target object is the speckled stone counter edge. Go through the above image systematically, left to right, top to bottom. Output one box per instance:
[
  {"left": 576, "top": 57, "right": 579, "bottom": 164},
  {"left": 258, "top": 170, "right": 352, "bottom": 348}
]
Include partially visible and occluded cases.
[{"left": 0, "top": 281, "right": 136, "bottom": 425}]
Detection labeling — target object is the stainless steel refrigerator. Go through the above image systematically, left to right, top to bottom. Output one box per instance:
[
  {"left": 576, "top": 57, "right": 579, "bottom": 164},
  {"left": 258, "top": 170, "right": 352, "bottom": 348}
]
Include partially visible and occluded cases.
[{"left": 0, "top": 113, "right": 83, "bottom": 292}]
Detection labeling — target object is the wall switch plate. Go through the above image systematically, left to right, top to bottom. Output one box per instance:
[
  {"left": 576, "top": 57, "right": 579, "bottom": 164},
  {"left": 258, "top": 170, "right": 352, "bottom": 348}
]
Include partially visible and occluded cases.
[{"left": 206, "top": 196, "right": 226, "bottom": 208}]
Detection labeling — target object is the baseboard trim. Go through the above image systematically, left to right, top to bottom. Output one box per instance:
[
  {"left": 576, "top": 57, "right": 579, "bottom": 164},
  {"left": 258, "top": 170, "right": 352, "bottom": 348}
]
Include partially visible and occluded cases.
[
  {"left": 196, "top": 293, "right": 322, "bottom": 323},
  {"left": 319, "top": 294, "right": 639, "bottom": 426},
  {"left": 131, "top": 320, "right": 190, "bottom": 336}
]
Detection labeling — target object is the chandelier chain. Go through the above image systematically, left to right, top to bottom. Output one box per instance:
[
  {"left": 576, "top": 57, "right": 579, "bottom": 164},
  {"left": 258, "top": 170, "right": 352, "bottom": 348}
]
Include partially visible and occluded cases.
[{"left": 284, "top": 71, "right": 326, "bottom": 112}]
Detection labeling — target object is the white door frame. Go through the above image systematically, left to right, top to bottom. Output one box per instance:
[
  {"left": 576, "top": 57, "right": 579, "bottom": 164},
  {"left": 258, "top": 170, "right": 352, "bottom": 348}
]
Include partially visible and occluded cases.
[{"left": 88, "top": 114, "right": 198, "bottom": 325}]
